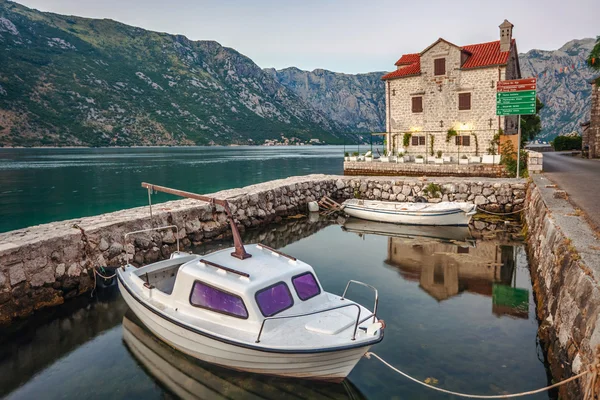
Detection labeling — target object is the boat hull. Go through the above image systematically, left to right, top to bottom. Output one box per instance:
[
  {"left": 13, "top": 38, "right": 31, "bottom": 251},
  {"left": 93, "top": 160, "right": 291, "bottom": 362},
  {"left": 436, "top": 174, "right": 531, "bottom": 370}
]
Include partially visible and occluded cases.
[
  {"left": 343, "top": 202, "right": 475, "bottom": 226},
  {"left": 119, "top": 279, "right": 373, "bottom": 382}
]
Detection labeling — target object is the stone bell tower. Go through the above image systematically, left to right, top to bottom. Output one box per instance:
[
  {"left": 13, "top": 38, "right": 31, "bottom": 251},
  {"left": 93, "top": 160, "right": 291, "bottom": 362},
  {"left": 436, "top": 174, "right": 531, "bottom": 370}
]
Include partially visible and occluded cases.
[{"left": 499, "top": 19, "right": 514, "bottom": 52}]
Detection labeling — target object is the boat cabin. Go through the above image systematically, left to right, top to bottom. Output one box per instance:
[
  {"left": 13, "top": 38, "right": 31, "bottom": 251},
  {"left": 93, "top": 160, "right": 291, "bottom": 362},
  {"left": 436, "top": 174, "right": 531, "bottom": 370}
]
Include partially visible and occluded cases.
[{"left": 132, "top": 244, "right": 328, "bottom": 332}]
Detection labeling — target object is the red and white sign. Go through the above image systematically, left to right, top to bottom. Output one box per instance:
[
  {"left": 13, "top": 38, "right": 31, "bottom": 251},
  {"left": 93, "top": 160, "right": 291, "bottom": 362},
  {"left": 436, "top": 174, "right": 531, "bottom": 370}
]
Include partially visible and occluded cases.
[
  {"left": 497, "top": 78, "right": 536, "bottom": 87},
  {"left": 497, "top": 84, "right": 536, "bottom": 92}
]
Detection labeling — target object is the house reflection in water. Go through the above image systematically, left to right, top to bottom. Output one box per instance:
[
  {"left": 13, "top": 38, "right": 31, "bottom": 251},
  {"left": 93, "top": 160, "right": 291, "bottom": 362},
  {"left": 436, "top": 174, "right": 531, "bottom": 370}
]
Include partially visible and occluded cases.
[{"left": 385, "top": 235, "right": 528, "bottom": 319}]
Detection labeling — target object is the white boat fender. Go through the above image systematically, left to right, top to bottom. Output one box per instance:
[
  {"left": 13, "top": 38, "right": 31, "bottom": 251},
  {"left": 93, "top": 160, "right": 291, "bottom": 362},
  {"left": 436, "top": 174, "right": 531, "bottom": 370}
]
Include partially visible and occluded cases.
[
  {"left": 308, "top": 201, "right": 319, "bottom": 213},
  {"left": 366, "top": 320, "right": 385, "bottom": 336}
]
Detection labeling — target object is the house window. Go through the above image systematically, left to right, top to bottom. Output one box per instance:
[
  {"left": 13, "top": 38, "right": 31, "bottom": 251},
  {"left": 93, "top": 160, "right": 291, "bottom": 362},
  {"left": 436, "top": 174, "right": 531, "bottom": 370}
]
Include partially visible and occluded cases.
[
  {"left": 434, "top": 58, "right": 446, "bottom": 76},
  {"left": 458, "top": 93, "right": 471, "bottom": 110},
  {"left": 412, "top": 96, "right": 423, "bottom": 113},
  {"left": 412, "top": 136, "right": 426, "bottom": 146},
  {"left": 455, "top": 136, "right": 471, "bottom": 146},
  {"left": 292, "top": 272, "right": 321, "bottom": 301},
  {"left": 190, "top": 281, "right": 248, "bottom": 319},
  {"left": 255, "top": 281, "right": 294, "bottom": 317}
]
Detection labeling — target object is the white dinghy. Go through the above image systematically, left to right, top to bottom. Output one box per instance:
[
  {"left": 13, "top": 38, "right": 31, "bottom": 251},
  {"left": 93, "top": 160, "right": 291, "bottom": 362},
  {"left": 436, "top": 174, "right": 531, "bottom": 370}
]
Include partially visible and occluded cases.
[
  {"left": 118, "top": 183, "right": 384, "bottom": 382},
  {"left": 341, "top": 198, "right": 476, "bottom": 226}
]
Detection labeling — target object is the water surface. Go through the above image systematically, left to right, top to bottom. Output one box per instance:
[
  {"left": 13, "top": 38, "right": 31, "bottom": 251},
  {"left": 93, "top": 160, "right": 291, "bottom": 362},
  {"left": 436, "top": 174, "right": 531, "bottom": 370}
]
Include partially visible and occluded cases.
[
  {"left": 0, "top": 145, "right": 381, "bottom": 233},
  {"left": 0, "top": 217, "right": 551, "bottom": 399}
]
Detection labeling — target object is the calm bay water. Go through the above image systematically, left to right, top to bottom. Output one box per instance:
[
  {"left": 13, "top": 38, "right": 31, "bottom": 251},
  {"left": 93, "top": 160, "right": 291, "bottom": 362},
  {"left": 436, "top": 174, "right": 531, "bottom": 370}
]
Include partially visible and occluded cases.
[
  {"left": 0, "top": 145, "right": 380, "bottom": 233},
  {"left": 0, "top": 218, "right": 552, "bottom": 399}
]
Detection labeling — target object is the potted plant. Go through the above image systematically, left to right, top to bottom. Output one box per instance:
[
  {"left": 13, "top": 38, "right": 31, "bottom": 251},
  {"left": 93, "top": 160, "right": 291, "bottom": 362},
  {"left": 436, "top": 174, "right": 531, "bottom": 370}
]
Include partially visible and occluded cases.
[
  {"left": 482, "top": 133, "right": 501, "bottom": 164},
  {"left": 380, "top": 149, "right": 389, "bottom": 163},
  {"left": 434, "top": 150, "right": 444, "bottom": 164},
  {"left": 349, "top": 151, "right": 359, "bottom": 162},
  {"left": 364, "top": 151, "right": 373, "bottom": 162},
  {"left": 344, "top": 152, "right": 349, "bottom": 161},
  {"left": 397, "top": 152, "right": 405, "bottom": 163},
  {"left": 459, "top": 154, "right": 469, "bottom": 165},
  {"left": 415, "top": 155, "right": 424, "bottom": 164},
  {"left": 443, "top": 155, "right": 452, "bottom": 163},
  {"left": 469, "top": 155, "right": 481, "bottom": 163}
]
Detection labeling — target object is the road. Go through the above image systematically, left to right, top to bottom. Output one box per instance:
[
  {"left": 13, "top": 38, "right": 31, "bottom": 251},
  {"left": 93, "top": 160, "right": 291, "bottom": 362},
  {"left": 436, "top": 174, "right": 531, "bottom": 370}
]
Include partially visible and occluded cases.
[{"left": 543, "top": 152, "right": 600, "bottom": 231}]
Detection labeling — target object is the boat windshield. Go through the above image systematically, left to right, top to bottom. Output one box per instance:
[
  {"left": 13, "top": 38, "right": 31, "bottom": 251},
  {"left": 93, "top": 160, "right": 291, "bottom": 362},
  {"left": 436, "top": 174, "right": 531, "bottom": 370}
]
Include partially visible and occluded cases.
[
  {"left": 292, "top": 272, "right": 321, "bottom": 301},
  {"left": 190, "top": 281, "right": 248, "bottom": 319},
  {"left": 255, "top": 282, "right": 294, "bottom": 317}
]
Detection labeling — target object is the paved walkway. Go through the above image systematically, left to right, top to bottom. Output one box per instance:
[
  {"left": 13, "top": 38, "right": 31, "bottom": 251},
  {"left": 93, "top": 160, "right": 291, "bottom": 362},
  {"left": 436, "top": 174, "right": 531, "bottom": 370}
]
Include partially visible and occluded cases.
[{"left": 543, "top": 152, "right": 600, "bottom": 231}]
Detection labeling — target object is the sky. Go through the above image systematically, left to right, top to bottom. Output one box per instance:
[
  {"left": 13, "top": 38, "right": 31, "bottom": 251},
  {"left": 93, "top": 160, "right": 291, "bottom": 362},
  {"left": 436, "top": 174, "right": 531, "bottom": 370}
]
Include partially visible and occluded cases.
[{"left": 13, "top": 0, "right": 600, "bottom": 74}]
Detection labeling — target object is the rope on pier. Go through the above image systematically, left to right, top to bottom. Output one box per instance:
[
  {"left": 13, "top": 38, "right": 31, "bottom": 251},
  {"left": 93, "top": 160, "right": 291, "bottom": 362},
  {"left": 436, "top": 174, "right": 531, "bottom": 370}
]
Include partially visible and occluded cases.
[
  {"left": 476, "top": 206, "right": 529, "bottom": 216},
  {"left": 365, "top": 351, "right": 599, "bottom": 399}
]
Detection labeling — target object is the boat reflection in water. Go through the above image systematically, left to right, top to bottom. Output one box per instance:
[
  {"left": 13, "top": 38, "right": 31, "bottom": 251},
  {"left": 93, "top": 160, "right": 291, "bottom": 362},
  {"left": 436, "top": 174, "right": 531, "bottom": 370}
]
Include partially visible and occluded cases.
[
  {"left": 342, "top": 218, "right": 529, "bottom": 319},
  {"left": 122, "top": 312, "right": 366, "bottom": 400}
]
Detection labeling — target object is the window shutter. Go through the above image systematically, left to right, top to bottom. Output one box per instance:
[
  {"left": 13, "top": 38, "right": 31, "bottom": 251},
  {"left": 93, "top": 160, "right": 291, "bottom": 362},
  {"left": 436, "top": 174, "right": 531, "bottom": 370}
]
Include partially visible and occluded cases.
[
  {"left": 434, "top": 58, "right": 446, "bottom": 76},
  {"left": 459, "top": 93, "right": 471, "bottom": 110},
  {"left": 412, "top": 96, "right": 423, "bottom": 113},
  {"left": 412, "top": 136, "right": 419, "bottom": 146},
  {"left": 419, "top": 136, "right": 425, "bottom": 145},
  {"left": 455, "top": 136, "right": 461, "bottom": 146},
  {"left": 462, "top": 136, "right": 471, "bottom": 146}
]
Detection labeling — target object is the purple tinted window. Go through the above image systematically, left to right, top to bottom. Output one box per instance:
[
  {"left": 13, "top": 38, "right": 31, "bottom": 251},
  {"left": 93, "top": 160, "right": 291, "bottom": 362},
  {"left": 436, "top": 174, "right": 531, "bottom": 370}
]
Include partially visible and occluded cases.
[
  {"left": 292, "top": 273, "right": 321, "bottom": 301},
  {"left": 190, "top": 281, "right": 248, "bottom": 319},
  {"left": 255, "top": 282, "right": 293, "bottom": 317}
]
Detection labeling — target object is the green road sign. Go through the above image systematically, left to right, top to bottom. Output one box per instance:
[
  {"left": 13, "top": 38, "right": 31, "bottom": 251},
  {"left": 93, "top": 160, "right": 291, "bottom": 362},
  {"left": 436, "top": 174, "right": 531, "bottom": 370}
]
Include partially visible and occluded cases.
[{"left": 496, "top": 90, "right": 536, "bottom": 116}]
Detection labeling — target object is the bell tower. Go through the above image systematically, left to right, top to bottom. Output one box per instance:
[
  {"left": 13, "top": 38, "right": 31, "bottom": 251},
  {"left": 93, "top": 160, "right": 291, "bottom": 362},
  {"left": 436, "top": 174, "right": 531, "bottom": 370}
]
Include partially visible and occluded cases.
[{"left": 499, "top": 20, "right": 514, "bottom": 52}]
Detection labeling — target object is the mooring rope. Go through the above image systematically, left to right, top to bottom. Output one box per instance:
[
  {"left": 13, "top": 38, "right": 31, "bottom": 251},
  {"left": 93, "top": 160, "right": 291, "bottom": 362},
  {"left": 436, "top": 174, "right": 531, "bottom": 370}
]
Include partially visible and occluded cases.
[
  {"left": 476, "top": 206, "right": 529, "bottom": 216},
  {"left": 365, "top": 352, "right": 598, "bottom": 399}
]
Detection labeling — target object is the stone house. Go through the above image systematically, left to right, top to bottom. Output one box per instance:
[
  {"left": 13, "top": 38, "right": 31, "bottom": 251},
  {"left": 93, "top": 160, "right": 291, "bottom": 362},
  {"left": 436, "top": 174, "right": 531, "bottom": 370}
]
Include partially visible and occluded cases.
[
  {"left": 381, "top": 20, "right": 521, "bottom": 159},
  {"left": 582, "top": 78, "right": 600, "bottom": 158}
]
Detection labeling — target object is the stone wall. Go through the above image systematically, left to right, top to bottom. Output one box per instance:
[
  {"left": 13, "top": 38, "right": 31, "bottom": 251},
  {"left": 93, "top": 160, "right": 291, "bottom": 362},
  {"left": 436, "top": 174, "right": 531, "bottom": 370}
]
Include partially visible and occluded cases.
[
  {"left": 586, "top": 81, "right": 600, "bottom": 158},
  {"left": 526, "top": 150, "right": 543, "bottom": 174},
  {"left": 344, "top": 161, "right": 508, "bottom": 178},
  {"left": 0, "top": 174, "right": 526, "bottom": 324},
  {"left": 525, "top": 175, "right": 600, "bottom": 398}
]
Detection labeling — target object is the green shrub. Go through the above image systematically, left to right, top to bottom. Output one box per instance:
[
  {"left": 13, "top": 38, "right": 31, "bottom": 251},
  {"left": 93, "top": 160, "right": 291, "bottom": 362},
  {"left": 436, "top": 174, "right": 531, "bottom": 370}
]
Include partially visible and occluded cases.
[
  {"left": 446, "top": 129, "right": 458, "bottom": 143},
  {"left": 403, "top": 132, "right": 412, "bottom": 147},
  {"left": 553, "top": 135, "right": 582, "bottom": 151},
  {"left": 500, "top": 140, "right": 528, "bottom": 178}
]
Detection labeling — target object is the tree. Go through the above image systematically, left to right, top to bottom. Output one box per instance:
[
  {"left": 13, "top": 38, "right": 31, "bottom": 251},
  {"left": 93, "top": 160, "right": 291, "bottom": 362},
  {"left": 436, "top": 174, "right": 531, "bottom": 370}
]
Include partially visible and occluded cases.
[
  {"left": 588, "top": 36, "right": 600, "bottom": 84},
  {"left": 520, "top": 97, "right": 544, "bottom": 144}
]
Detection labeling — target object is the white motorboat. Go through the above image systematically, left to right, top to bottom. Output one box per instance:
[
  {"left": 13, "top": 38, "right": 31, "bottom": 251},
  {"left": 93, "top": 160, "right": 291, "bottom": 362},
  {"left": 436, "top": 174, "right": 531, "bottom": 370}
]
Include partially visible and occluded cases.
[
  {"left": 117, "top": 183, "right": 384, "bottom": 382},
  {"left": 341, "top": 198, "right": 476, "bottom": 226}
]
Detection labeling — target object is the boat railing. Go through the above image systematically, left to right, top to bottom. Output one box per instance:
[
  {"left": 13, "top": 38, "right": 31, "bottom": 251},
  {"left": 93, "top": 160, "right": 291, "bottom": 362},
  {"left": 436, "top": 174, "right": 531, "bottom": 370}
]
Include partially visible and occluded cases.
[
  {"left": 123, "top": 225, "right": 180, "bottom": 266},
  {"left": 341, "top": 280, "right": 378, "bottom": 324},
  {"left": 255, "top": 303, "right": 364, "bottom": 343}
]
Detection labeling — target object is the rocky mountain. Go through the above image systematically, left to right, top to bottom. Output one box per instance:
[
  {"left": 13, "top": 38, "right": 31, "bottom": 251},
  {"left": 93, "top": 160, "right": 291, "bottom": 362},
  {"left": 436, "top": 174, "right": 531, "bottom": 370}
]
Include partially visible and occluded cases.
[
  {"left": 0, "top": 0, "right": 346, "bottom": 147},
  {"left": 520, "top": 38, "right": 597, "bottom": 140},
  {"left": 265, "top": 67, "right": 386, "bottom": 133}
]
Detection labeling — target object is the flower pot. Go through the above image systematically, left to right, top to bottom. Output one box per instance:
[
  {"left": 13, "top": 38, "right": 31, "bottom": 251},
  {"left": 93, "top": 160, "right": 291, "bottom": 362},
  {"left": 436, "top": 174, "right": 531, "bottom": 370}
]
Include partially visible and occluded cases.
[
  {"left": 482, "top": 155, "right": 495, "bottom": 164},
  {"left": 349, "top": 156, "right": 358, "bottom": 162},
  {"left": 389, "top": 156, "right": 397, "bottom": 163},
  {"left": 443, "top": 156, "right": 452, "bottom": 163},
  {"left": 470, "top": 156, "right": 481, "bottom": 164},
  {"left": 344, "top": 157, "right": 349, "bottom": 161},
  {"left": 365, "top": 157, "right": 373, "bottom": 162},
  {"left": 380, "top": 157, "right": 389, "bottom": 163},
  {"left": 397, "top": 157, "right": 405, "bottom": 163},
  {"left": 415, "top": 158, "right": 424, "bottom": 164},
  {"left": 434, "top": 158, "right": 443, "bottom": 164},
  {"left": 459, "top": 158, "right": 469, "bottom": 165}
]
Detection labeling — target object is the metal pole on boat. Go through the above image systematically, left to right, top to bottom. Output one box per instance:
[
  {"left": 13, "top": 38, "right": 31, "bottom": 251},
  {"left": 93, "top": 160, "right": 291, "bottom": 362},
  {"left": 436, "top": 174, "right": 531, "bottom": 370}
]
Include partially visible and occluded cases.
[{"left": 140, "top": 183, "right": 252, "bottom": 260}]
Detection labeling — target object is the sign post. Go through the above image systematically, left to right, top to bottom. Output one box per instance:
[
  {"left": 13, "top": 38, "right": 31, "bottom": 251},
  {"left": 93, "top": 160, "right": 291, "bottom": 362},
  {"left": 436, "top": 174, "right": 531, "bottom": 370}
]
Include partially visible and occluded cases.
[{"left": 496, "top": 78, "right": 537, "bottom": 177}]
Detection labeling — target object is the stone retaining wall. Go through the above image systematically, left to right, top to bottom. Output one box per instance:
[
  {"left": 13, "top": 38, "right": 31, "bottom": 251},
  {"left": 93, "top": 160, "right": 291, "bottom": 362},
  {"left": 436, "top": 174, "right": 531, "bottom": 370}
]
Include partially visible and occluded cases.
[
  {"left": 344, "top": 161, "right": 509, "bottom": 177},
  {"left": 0, "top": 174, "right": 526, "bottom": 324},
  {"left": 525, "top": 174, "right": 600, "bottom": 398}
]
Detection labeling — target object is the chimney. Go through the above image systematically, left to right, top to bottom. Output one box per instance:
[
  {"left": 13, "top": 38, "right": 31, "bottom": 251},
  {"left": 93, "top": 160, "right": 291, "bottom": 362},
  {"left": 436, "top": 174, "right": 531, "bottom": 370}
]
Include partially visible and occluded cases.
[{"left": 499, "top": 20, "right": 514, "bottom": 52}]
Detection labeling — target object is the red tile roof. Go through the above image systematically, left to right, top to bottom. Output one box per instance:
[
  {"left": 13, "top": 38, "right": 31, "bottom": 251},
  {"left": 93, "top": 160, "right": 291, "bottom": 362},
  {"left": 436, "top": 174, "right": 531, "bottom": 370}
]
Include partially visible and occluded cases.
[
  {"left": 382, "top": 39, "right": 514, "bottom": 80},
  {"left": 461, "top": 40, "right": 513, "bottom": 69},
  {"left": 394, "top": 53, "right": 420, "bottom": 66},
  {"left": 381, "top": 59, "right": 421, "bottom": 80}
]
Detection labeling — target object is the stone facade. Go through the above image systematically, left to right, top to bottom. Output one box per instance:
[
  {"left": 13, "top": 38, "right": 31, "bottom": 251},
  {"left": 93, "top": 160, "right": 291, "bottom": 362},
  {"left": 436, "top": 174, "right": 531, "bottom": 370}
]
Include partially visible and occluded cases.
[
  {"left": 383, "top": 23, "right": 520, "bottom": 159},
  {"left": 582, "top": 80, "right": 600, "bottom": 158},
  {"left": 526, "top": 150, "right": 543, "bottom": 173},
  {"left": 0, "top": 174, "right": 527, "bottom": 324},
  {"left": 525, "top": 175, "right": 600, "bottom": 398}
]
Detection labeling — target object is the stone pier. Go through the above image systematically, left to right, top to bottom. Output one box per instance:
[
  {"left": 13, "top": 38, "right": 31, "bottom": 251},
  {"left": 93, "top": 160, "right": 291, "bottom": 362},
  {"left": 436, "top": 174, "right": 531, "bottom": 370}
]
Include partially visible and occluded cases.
[{"left": 0, "top": 174, "right": 527, "bottom": 324}]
